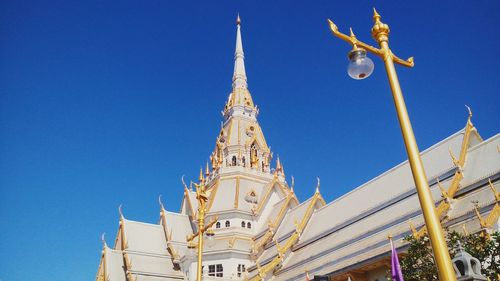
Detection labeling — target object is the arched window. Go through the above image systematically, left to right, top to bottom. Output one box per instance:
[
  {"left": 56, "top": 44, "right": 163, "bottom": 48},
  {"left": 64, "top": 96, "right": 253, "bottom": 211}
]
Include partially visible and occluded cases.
[
  {"left": 250, "top": 143, "right": 257, "bottom": 167},
  {"left": 232, "top": 156, "right": 237, "bottom": 166},
  {"left": 225, "top": 220, "right": 230, "bottom": 228},
  {"left": 241, "top": 221, "right": 246, "bottom": 228},
  {"left": 216, "top": 222, "right": 221, "bottom": 229},
  {"left": 247, "top": 222, "right": 251, "bottom": 229}
]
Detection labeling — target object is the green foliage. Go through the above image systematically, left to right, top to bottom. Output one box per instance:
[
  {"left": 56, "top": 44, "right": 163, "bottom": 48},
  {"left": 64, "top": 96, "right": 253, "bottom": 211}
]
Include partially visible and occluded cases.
[
  {"left": 396, "top": 230, "right": 500, "bottom": 281},
  {"left": 399, "top": 235, "right": 438, "bottom": 281}
]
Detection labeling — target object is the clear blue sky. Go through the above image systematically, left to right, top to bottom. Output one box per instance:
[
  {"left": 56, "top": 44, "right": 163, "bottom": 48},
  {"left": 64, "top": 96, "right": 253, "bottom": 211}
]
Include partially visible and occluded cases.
[{"left": 0, "top": 1, "right": 498, "bottom": 280}]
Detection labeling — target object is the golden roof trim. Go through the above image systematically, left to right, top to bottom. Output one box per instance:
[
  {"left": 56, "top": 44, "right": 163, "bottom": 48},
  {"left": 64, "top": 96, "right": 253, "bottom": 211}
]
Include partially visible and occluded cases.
[
  {"left": 412, "top": 112, "right": 475, "bottom": 238},
  {"left": 234, "top": 176, "right": 240, "bottom": 209},
  {"left": 206, "top": 179, "right": 220, "bottom": 213},
  {"left": 249, "top": 193, "right": 325, "bottom": 281}
]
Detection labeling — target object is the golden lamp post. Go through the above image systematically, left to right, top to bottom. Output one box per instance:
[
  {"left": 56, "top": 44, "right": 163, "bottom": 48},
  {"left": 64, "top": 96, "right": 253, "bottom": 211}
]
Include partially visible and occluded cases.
[
  {"left": 326, "top": 9, "right": 456, "bottom": 281},
  {"left": 186, "top": 169, "right": 217, "bottom": 281}
]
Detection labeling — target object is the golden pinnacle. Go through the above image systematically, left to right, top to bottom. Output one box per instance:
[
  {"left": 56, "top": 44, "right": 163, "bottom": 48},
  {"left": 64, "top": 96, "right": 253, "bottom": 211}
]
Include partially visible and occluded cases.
[
  {"left": 373, "top": 8, "right": 381, "bottom": 22},
  {"left": 199, "top": 167, "right": 204, "bottom": 183}
]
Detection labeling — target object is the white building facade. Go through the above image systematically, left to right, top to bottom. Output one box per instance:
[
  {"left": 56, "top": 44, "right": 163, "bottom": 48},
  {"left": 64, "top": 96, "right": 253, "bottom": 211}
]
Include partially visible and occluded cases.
[{"left": 95, "top": 17, "right": 500, "bottom": 281}]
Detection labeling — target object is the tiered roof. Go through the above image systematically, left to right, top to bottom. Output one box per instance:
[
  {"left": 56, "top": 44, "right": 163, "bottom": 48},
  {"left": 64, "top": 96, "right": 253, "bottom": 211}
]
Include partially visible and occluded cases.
[{"left": 95, "top": 16, "right": 500, "bottom": 281}]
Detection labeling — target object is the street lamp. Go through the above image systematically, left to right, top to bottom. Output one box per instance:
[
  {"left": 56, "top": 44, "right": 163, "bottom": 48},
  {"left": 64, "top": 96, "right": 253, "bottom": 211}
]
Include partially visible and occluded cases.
[
  {"left": 327, "top": 9, "right": 457, "bottom": 281},
  {"left": 347, "top": 38, "right": 375, "bottom": 80},
  {"left": 186, "top": 169, "right": 218, "bottom": 281}
]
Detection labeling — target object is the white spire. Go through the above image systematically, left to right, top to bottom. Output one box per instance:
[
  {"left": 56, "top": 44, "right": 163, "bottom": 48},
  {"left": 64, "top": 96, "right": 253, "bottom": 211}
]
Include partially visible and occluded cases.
[{"left": 232, "top": 14, "right": 247, "bottom": 89}]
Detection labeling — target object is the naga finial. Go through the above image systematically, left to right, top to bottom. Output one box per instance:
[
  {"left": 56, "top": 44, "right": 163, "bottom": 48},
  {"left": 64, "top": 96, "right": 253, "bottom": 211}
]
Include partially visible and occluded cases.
[
  {"left": 465, "top": 105, "right": 472, "bottom": 120},
  {"left": 181, "top": 175, "right": 189, "bottom": 191},
  {"left": 290, "top": 176, "right": 295, "bottom": 193},
  {"left": 315, "top": 177, "right": 321, "bottom": 193},
  {"left": 158, "top": 194, "right": 165, "bottom": 211},
  {"left": 118, "top": 204, "right": 124, "bottom": 219},
  {"left": 101, "top": 232, "right": 107, "bottom": 247}
]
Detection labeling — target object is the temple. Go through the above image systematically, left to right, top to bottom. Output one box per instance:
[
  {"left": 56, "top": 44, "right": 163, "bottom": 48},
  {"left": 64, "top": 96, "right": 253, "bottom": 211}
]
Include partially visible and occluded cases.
[{"left": 95, "top": 17, "right": 500, "bottom": 281}]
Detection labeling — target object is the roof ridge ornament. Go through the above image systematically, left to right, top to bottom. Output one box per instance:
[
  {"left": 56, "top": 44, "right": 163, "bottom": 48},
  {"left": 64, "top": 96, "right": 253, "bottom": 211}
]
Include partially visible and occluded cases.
[
  {"left": 465, "top": 105, "right": 472, "bottom": 121},
  {"left": 205, "top": 161, "right": 210, "bottom": 177},
  {"left": 199, "top": 167, "right": 204, "bottom": 183},
  {"left": 315, "top": 177, "right": 320, "bottom": 194},
  {"left": 488, "top": 178, "right": 500, "bottom": 202},
  {"left": 158, "top": 194, "right": 165, "bottom": 211},
  {"left": 118, "top": 204, "right": 124, "bottom": 220},
  {"left": 101, "top": 232, "right": 107, "bottom": 248}
]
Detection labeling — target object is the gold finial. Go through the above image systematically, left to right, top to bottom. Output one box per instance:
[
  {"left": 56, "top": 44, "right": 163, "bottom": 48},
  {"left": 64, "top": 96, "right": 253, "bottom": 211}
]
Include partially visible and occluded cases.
[
  {"left": 371, "top": 8, "right": 390, "bottom": 44},
  {"left": 373, "top": 8, "right": 381, "bottom": 22},
  {"left": 236, "top": 13, "right": 241, "bottom": 25},
  {"left": 327, "top": 19, "right": 338, "bottom": 33},
  {"left": 348, "top": 27, "right": 360, "bottom": 50},
  {"left": 276, "top": 156, "right": 282, "bottom": 171},
  {"left": 205, "top": 162, "right": 210, "bottom": 177},
  {"left": 199, "top": 167, "right": 204, "bottom": 183}
]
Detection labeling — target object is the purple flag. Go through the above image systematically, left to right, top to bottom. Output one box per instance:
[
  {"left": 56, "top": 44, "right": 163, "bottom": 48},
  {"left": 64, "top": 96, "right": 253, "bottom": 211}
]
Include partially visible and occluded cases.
[{"left": 391, "top": 239, "right": 405, "bottom": 281}]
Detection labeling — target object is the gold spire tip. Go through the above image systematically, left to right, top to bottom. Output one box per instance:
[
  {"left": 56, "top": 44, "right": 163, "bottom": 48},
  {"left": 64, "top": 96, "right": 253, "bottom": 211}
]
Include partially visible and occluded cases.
[
  {"left": 373, "top": 8, "right": 381, "bottom": 22},
  {"left": 236, "top": 13, "right": 241, "bottom": 25},
  {"left": 199, "top": 167, "right": 204, "bottom": 182}
]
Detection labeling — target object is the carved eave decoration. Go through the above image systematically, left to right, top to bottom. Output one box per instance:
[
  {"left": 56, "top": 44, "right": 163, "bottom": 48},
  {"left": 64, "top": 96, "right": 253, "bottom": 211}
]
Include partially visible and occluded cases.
[
  {"left": 411, "top": 110, "right": 478, "bottom": 238},
  {"left": 206, "top": 178, "right": 221, "bottom": 213},
  {"left": 252, "top": 179, "right": 290, "bottom": 216},
  {"left": 473, "top": 179, "right": 500, "bottom": 233},
  {"left": 181, "top": 186, "right": 197, "bottom": 219},
  {"left": 247, "top": 190, "right": 326, "bottom": 281},
  {"left": 252, "top": 190, "right": 299, "bottom": 255},
  {"left": 158, "top": 197, "right": 181, "bottom": 263},
  {"left": 113, "top": 207, "right": 137, "bottom": 281},
  {"left": 96, "top": 235, "right": 109, "bottom": 281}
]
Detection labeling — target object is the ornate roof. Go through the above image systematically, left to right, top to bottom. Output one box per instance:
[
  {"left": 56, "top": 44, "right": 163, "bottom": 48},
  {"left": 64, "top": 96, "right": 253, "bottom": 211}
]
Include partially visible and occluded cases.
[{"left": 95, "top": 17, "right": 500, "bottom": 281}]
